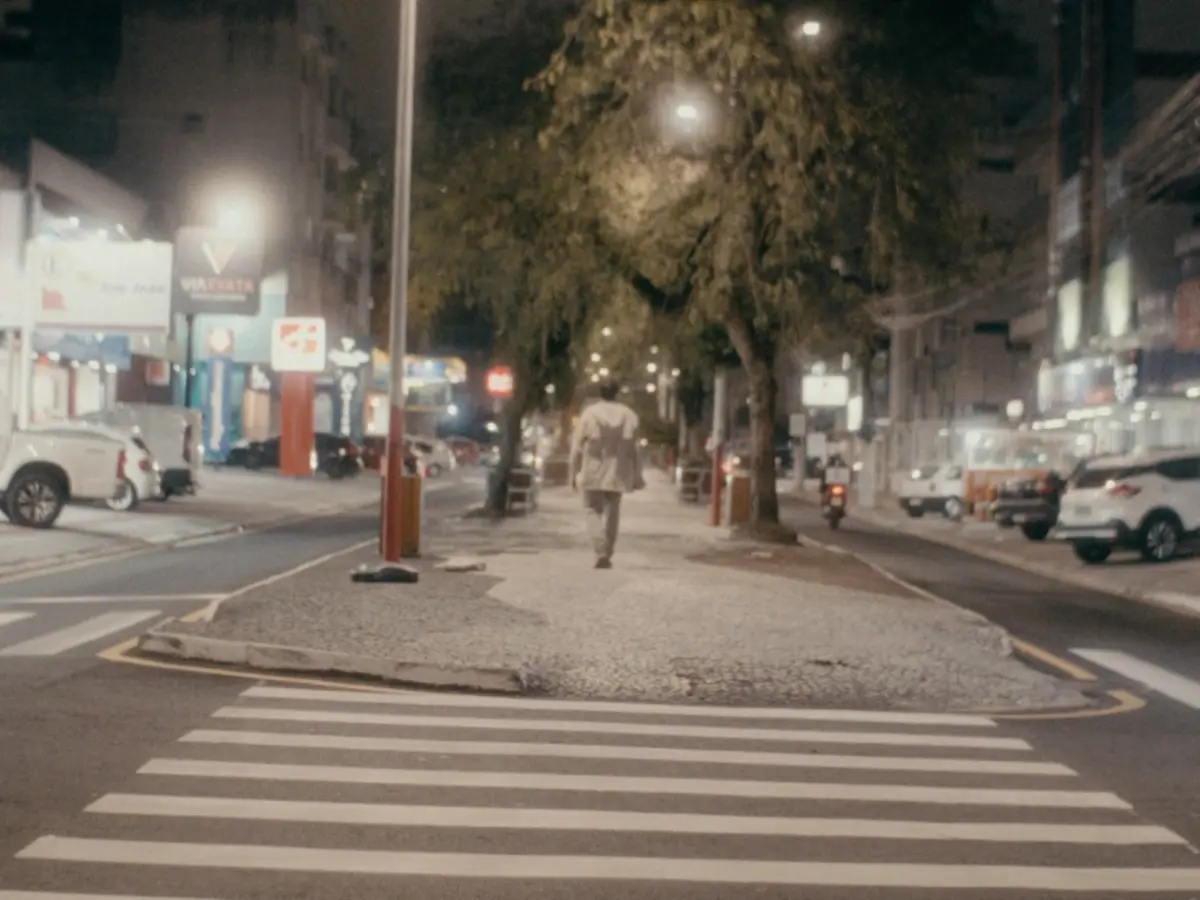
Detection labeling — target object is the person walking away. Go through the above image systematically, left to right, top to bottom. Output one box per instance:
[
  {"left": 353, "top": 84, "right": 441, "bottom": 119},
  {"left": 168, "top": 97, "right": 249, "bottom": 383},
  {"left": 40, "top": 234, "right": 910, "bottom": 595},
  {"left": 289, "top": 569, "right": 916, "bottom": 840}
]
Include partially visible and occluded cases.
[{"left": 570, "top": 380, "right": 645, "bottom": 568}]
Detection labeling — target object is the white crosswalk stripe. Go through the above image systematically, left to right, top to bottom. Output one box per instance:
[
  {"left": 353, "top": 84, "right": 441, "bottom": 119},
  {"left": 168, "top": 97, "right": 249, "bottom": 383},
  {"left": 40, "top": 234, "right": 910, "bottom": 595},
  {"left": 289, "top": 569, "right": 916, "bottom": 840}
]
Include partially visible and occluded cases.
[
  {"left": 0, "top": 610, "right": 163, "bottom": 657},
  {"left": 4, "top": 684, "right": 1200, "bottom": 897}
]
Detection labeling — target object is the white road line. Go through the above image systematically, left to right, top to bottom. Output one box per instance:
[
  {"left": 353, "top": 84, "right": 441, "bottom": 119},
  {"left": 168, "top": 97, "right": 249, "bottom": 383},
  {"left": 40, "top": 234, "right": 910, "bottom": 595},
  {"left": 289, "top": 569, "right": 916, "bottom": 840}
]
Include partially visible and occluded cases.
[
  {"left": 0, "top": 595, "right": 222, "bottom": 606},
  {"left": 0, "top": 611, "right": 161, "bottom": 657},
  {"left": 0, "top": 612, "right": 34, "bottom": 630},
  {"left": 1071, "top": 649, "right": 1200, "bottom": 711},
  {"left": 239, "top": 686, "right": 998, "bottom": 728},
  {"left": 212, "top": 707, "right": 1031, "bottom": 751},
  {"left": 180, "top": 729, "right": 1074, "bottom": 776},
  {"left": 138, "top": 759, "right": 1128, "bottom": 808},
  {"left": 89, "top": 793, "right": 1180, "bottom": 845},
  {"left": 20, "top": 837, "right": 1200, "bottom": 890},
  {"left": 0, "top": 895, "right": 216, "bottom": 900}
]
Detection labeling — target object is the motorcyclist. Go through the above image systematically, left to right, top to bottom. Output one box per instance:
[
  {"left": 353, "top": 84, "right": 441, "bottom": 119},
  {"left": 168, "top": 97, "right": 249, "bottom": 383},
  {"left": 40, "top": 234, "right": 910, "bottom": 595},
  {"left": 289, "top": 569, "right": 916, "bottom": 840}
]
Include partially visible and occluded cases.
[{"left": 819, "top": 453, "right": 849, "bottom": 506}]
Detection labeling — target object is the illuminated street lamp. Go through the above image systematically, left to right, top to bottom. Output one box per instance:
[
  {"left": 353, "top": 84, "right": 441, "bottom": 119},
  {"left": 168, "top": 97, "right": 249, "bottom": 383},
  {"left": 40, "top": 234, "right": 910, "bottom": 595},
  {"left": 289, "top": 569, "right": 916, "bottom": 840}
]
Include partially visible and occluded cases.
[{"left": 798, "top": 19, "right": 821, "bottom": 37}]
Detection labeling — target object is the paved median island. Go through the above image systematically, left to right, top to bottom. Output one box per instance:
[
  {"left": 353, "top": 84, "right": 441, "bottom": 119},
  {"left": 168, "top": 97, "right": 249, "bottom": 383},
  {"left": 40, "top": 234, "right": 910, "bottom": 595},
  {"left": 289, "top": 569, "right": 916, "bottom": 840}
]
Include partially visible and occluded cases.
[{"left": 140, "top": 475, "right": 1088, "bottom": 711}]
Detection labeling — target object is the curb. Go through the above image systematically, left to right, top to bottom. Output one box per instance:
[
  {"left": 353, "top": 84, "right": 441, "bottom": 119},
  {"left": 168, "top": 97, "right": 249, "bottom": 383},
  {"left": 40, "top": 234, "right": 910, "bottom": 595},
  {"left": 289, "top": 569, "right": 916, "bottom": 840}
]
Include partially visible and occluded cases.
[
  {"left": 786, "top": 492, "right": 1200, "bottom": 622},
  {"left": 136, "top": 624, "right": 525, "bottom": 694}
]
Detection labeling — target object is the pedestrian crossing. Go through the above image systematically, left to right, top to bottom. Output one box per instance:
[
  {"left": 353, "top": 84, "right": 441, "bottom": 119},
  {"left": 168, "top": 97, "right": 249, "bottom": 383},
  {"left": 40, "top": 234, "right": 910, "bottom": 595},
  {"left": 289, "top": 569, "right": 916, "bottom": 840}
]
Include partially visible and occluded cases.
[
  {"left": 0, "top": 604, "right": 169, "bottom": 658},
  {"left": 2, "top": 685, "right": 1199, "bottom": 897}
]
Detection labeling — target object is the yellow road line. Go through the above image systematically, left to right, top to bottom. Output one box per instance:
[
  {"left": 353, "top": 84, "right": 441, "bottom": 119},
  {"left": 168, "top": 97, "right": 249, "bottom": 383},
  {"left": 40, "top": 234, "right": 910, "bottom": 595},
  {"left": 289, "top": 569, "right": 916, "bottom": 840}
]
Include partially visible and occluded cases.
[
  {"left": 1010, "top": 638, "right": 1097, "bottom": 682},
  {"left": 993, "top": 690, "right": 1145, "bottom": 721}
]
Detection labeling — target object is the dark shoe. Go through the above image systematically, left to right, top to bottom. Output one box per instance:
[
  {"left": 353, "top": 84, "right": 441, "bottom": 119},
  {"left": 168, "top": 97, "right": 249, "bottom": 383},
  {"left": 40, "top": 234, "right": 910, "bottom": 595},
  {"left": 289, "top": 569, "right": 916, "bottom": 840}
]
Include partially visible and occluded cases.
[{"left": 595, "top": 558, "right": 612, "bottom": 569}]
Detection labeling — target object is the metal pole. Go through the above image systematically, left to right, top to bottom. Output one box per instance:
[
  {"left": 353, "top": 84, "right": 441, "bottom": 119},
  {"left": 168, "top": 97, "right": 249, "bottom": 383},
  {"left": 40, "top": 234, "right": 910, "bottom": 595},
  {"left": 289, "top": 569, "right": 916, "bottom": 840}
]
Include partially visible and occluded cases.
[
  {"left": 380, "top": 0, "right": 419, "bottom": 562},
  {"left": 17, "top": 189, "right": 39, "bottom": 431},
  {"left": 182, "top": 313, "right": 195, "bottom": 408},
  {"left": 709, "top": 367, "right": 727, "bottom": 526}
]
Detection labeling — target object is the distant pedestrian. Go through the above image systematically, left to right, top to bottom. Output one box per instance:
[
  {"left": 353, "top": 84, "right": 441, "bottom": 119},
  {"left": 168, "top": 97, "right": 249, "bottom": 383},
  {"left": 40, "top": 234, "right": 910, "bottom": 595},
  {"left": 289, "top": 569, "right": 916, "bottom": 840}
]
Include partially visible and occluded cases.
[{"left": 570, "top": 379, "right": 645, "bottom": 568}]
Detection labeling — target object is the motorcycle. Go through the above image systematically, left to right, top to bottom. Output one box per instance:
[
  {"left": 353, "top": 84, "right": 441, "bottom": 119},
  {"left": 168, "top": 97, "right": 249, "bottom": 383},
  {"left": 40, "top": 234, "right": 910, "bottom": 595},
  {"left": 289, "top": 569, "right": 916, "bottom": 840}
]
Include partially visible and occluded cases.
[{"left": 822, "top": 483, "right": 848, "bottom": 530}]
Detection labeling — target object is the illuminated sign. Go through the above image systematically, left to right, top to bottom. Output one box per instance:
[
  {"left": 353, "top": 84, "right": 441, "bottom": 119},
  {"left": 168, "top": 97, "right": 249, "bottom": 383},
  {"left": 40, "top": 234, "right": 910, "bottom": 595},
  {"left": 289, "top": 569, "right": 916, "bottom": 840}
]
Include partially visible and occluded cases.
[
  {"left": 271, "top": 317, "right": 326, "bottom": 373},
  {"left": 486, "top": 366, "right": 514, "bottom": 399}
]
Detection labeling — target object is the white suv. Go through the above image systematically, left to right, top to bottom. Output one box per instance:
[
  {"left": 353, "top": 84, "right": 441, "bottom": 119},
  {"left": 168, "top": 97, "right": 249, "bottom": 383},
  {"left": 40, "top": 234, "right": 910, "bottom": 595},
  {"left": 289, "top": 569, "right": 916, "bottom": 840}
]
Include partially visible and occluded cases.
[{"left": 1054, "top": 449, "right": 1200, "bottom": 564}]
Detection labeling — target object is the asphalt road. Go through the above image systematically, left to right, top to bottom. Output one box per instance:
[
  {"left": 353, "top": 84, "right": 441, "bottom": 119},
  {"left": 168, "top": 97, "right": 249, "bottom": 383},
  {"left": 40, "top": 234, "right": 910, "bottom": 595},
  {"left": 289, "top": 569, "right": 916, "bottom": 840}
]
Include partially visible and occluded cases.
[
  {"left": 1, "top": 483, "right": 1198, "bottom": 898},
  {"left": 784, "top": 501, "right": 1200, "bottom": 855}
]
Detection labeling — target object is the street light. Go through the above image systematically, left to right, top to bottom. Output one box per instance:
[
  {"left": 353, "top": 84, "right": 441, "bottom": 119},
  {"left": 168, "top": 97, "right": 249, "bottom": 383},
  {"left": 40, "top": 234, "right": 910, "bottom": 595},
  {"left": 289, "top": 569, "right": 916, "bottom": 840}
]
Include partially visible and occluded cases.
[
  {"left": 798, "top": 19, "right": 821, "bottom": 37},
  {"left": 675, "top": 103, "right": 700, "bottom": 121}
]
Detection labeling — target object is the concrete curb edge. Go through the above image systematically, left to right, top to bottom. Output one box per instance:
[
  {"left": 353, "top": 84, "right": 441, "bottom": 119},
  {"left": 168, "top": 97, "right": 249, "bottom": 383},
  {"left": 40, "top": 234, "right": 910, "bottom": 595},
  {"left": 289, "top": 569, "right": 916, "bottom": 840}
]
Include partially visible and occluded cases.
[{"left": 137, "top": 623, "right": 526, "bottom": 694}]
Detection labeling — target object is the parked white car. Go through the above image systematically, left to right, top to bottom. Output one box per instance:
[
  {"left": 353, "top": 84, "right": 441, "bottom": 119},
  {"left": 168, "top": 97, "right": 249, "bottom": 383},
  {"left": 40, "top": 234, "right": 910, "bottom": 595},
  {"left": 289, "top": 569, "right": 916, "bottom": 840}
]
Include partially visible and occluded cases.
[
  {"left": 30, "top": 423, "right": 161, "bottom": 511},
  {"left": 0, "top": 429, "right": 126, "bottom": 528},
  {"left": 411, "top": 437, "right": 457, "bottom": 476},
  {"left": 1054, "top": 448, "right": 1200, "bottom": 564},
  {"left": 897, "top": 464, "right": 966, "bottom": 519}
]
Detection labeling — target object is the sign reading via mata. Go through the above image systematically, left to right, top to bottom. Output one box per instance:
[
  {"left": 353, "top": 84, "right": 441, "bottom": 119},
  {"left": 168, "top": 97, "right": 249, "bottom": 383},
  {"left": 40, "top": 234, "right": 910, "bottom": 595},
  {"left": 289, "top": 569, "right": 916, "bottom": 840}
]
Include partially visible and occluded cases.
[
  {"left": 172, "top": 226, "right": 263, "bottom": 317},
  {"left": 271, "top": 317, "right": 326, "bottom": 373}
]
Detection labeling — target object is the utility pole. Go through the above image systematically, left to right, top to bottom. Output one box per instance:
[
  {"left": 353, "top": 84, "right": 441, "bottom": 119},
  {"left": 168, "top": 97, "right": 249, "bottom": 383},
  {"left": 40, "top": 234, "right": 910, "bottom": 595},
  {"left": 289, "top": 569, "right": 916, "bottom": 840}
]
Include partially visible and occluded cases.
[
  {"left": 379, "top": 0, "right": 419, "bottom": 564},
  {"left": 1047, "top": 1, "right": 1063, "bottom": 334}
]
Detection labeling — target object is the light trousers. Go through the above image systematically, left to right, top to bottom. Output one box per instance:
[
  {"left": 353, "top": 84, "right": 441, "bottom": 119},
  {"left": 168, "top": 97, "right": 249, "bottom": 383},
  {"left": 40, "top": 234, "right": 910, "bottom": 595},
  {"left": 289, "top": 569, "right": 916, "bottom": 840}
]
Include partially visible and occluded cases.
[{"left": 583, "top": 489, "right": 622, "bottom": 562}]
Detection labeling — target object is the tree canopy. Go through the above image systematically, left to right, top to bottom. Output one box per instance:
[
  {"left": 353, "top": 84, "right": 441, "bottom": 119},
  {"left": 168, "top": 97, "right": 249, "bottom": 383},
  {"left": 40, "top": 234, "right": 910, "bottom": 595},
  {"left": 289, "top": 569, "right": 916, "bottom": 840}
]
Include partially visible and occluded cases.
[{"left": 532, "top": 0, "right": 1013, "bottom": 530}]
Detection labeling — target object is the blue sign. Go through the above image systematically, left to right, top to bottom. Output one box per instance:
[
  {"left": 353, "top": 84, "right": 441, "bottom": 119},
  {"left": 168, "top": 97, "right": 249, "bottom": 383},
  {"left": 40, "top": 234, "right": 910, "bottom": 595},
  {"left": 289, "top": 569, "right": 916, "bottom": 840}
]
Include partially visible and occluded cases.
[
  {"left": 33, "top": 332, "right": 132, "bottom": 370},
  {"left": 203, "top": 357, "right": 233, "bottom": 461}
]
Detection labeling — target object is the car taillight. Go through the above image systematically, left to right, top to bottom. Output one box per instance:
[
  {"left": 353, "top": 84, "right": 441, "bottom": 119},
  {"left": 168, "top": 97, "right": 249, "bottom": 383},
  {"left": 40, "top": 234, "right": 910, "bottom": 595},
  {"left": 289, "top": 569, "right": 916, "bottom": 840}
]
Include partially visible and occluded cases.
[
  {"left": 117, "top": 450, "right": 127, "bottom": 479},
  {"left": 138, "top": 458, "right": 152, "bottom": 472},
  {"left": 1107, "top": 482, "right": 1141, "bottom": 498},
  {"left": 830, "top": 484, "right": 846, "bottom": 495}
]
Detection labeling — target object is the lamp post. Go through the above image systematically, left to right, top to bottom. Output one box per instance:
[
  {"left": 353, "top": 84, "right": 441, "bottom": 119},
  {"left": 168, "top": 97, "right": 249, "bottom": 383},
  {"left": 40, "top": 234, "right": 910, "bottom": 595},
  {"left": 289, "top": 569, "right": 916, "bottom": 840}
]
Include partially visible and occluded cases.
[{"left": 379, "top": 0, "right": 419, "bottom": 565}]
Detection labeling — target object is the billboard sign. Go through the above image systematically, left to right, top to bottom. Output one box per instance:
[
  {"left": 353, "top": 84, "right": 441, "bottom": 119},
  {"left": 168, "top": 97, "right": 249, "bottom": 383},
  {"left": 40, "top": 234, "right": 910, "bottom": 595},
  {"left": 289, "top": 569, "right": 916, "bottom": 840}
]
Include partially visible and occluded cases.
[
  {"left": 172, "top": 226, "right": 263, "bottom": 316},
  {"left": 28, "top": 239, "right": 173, "bottom": 333},
  {"left": 271, "top": 317, "right": 326, "bottom": 373},
  {"left": 486, "top": 365, "right": 514, "bottom": 399},
  {"left": 801, "top": 374, "right": 850, "bottom": 408}
]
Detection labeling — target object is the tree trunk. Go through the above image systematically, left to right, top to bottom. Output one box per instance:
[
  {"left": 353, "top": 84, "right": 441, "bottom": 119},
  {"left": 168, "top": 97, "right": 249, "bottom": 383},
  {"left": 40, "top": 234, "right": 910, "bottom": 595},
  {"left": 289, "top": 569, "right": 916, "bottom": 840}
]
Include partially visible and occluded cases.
[
  {"left": 724, "top": 312, "right": 785, "bottom": 533},
  {"left": 484, "top": 391, "right": 528, "bottom": 517}
]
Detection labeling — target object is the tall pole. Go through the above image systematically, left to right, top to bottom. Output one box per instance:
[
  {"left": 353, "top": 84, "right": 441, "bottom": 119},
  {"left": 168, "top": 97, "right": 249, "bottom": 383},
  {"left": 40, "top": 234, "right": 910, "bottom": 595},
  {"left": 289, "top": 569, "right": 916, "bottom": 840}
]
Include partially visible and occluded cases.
[
  {"left": 380, "top": 0, "right": 419, "bottom": 562},
  {"left": 1078, "top": 0, "right": 1104, "bottom": 343},
  {"left": 1047, "top": 1, "right": 1063, "bottom": 355},
  {"left": 182, "top": 313, "right": 196, "bottom": 407},
  {"left": 709, "top": 367, "right": 727, "bottom": 526}
]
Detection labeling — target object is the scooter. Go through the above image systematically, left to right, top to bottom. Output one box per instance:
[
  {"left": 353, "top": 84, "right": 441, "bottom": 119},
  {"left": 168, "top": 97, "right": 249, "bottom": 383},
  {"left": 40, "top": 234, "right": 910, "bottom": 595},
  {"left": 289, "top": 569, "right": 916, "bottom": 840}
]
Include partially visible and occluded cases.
[{"left": 822, "top": 483, "right": 847, "bottom": 530}]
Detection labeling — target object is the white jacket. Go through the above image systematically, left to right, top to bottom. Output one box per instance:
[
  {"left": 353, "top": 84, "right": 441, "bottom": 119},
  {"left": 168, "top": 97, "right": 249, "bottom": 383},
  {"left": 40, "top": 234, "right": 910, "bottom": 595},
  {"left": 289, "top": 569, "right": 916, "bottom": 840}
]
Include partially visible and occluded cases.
[{"left": 569, "top": 400, "right": 644, "bottom": 493}]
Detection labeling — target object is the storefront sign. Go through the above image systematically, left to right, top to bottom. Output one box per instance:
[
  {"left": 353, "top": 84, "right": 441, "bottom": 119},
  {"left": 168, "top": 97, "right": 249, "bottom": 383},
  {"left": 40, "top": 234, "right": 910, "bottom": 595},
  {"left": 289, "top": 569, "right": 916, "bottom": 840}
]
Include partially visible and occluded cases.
[
  {"left": 172, "top": 226, "right": 263, "bottom": 317},
  {"left": 28, "top": 239, "right": 173, "bottom": 333},
  {"left": 270, "top": 317, "right": 326, "bottom": 373},
  {"left": 206, "top": 327, "right": 234, "bottom": 358},
  {"left": 32, "top": 331, "right": 132, "bottom": 370},
  {"left": 328, "top": 337, "right": 371, "bottom": 370},
  {"left": 1036, "top": 352, "right": 1141, "bottom": 413},
  {"left": 204, "top": 356, "right": 233, "bottom": 459},
  {"left": 486, "top": 365, "right": 514, "bottom": 399},
  {"left": 801, "top": 374, "right": 850, "bottom": 408}
]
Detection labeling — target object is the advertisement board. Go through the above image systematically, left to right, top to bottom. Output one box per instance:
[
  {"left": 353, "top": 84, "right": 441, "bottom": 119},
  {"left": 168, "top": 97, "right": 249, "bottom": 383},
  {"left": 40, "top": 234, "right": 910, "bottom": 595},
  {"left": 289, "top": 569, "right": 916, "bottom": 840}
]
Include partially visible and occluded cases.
[
  {"left": 172, "top": 226, "right": 264, "bottom": 317},
  {"left": 27, "top": 239, "right": 173, "bottom": 333},
  {"left": 270, "top": 317, "right": 326, "bottom": 373},
  {"left": 801, "top": 374, "right": 850, "bottom": 408}
]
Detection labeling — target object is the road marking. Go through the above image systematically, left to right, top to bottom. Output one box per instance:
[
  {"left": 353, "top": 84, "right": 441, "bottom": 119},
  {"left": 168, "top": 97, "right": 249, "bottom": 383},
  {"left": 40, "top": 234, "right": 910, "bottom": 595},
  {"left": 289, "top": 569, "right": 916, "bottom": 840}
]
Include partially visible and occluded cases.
[
  {"left": 181, "top": 538, "right": 375, "bottom": 623},
  {"left": 0, "top": 594, "right": 223, "bottom": 607},
  {"left": 0, "top": 611, "right": 161, "bottom": 657},
  {"left": 0, "top": 611, "right": 34, "bottom": 630},
  {"left": 1011, "top": 639, "right": 1098, "bottom": 682},
  {"left": 1071, "top": 649, "right": 1200, "bottom": 710},
  {"left": 239, "top": 685, "right": 998, "bottom": 727},
  {"left": 994, "top": 689, "right": 1146, "bottom": 721},
  {"left": 211, "top": 706, "right": 1032, "bottom": 750},
  {"left": 180, "top": 728, "right": 1074, "bottom": 776},
  {"left": 138, "top": 758, "right": 1128, "bottom": 808},
  {"left": 89, "top": 793, "right": 1181, "bottom": 844},
  {"left": 21, "top": 837, "right": 1200, "bottom": 889},
  {"left": 0, "top": 894, "right": 216, "bottom": 900}
]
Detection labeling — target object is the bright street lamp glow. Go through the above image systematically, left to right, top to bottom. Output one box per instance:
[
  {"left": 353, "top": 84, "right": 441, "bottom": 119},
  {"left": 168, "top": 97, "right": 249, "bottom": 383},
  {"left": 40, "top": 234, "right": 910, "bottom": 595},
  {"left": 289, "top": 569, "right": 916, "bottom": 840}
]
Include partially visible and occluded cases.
[
  {"left": 799, "top": 19, "right": 821, "bottom": 37},
  {"left": 675, "top": 103, "right": 700, "bottom": 121},
  {"left": 601, "top": 327, "right": 613, "bottom": 337},
  {"left": 590, "top": 352, "right": 601, "bottom": 363},
  {"left": 646, "top": 363, "right": 658, "bottom": 374},
  {"left": 599, "top": 367, "right": 610, "bottom": 377},
  {"left": 671, "top": 367, "right": 681, "bottom": 377},
  {"left": 591, "top": 373, "right": 600, "bottom": 383},
  {"left": 646, "top": 383, "right": 657, "bottom": 394},
  {"left": 446, "top": 404, "right": 459, "bottom": 417}
]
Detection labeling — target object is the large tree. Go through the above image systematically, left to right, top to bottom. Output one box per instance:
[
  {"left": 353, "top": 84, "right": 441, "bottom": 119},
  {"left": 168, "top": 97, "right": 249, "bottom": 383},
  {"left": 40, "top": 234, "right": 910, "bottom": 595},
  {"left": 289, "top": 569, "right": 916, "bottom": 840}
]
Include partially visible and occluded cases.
[{"left": 534, "top": 0, "right": 1011, "bottom": 535}]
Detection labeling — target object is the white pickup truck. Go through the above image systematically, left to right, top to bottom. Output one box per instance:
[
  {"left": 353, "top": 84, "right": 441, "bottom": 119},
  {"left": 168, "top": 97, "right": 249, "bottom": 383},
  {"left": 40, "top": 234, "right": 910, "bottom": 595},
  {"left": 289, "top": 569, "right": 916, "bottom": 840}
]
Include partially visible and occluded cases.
[{"left": 0, "top": 429, "right": 127, "bottom": 528}]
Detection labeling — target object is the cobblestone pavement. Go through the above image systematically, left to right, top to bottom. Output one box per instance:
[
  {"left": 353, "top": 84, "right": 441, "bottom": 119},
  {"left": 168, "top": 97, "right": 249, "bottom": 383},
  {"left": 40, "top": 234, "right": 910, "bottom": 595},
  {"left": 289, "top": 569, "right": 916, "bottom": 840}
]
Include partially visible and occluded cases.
[{"left": 177, "top": 475, "right": 1085, "bottom": 711}]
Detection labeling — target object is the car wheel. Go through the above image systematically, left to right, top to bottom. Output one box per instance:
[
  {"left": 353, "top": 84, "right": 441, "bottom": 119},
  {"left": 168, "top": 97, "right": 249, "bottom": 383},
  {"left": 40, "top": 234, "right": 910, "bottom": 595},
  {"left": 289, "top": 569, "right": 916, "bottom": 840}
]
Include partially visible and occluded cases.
[
  {"left": 245, "top": 452, "right": 262, "bottom": 471},
  {"left": 6, "top": 470, "right": 66, "bottom": 529},
  {"left": 105, "top": 478, "right": 140, "bottom": 512},
  {"left": 0, "top": 496, "right": 8, "bottom": 521},
  {"left": 943, "top": 496, "right": 965, "bottom": 521},
  {"left": 904, "top": 505, "right": 925, "bottom": 518},
  {"left": 1140, "top": 513, "right": 1182, "bottom": 563},
  {"left": 1020, "top": 521, "right": 1052, "bottom": 541},
  {"left": 1072, "top": 542, "right": 1111, "bottom": 565}
]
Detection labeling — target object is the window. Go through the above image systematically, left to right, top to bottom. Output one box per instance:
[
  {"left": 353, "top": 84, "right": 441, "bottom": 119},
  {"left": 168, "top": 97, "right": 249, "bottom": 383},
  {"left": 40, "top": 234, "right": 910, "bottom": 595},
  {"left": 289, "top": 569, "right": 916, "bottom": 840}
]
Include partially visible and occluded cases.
[
  {"left": 181, "top": 113, "right": 205, "bottom": 134},
  {"left": 1155, "top": 457, "right": 1200, "bottom": 481},
  {"left": 1074, "top": 465, "right": 1151, "bottom": 489}
]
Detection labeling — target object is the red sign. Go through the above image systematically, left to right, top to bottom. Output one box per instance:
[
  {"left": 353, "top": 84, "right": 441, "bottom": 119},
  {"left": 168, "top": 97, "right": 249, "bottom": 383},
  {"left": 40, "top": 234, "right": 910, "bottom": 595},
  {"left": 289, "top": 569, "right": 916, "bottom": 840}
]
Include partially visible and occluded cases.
[
  {"left": 1176, "top": 279, "right": 1200, "bottom": 352},
  {"left": 486, "top": 366, "right": 514, "bottom": 398}
]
